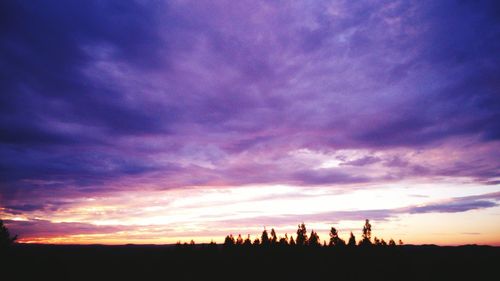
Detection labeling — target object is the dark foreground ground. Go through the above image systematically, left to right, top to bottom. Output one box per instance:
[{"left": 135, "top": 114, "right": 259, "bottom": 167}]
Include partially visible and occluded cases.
[{"left": 2, "top": 244, "right": 499, "bottom": 281}]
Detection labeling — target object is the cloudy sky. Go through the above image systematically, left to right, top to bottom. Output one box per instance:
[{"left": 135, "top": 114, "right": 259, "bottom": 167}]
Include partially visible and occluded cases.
[{"left": 1, "top": 0, "right": 499, "bottom": 245}]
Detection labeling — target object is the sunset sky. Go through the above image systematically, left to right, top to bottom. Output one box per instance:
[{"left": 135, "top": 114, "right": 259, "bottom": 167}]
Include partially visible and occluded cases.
[{"left": 1, "top": 0, "right": 499, "bottom": 245}]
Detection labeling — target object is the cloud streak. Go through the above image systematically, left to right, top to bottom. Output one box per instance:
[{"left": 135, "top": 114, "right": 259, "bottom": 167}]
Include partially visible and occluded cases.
[{"left": 5, "top": 191, "right": 499, "bottom": 243}]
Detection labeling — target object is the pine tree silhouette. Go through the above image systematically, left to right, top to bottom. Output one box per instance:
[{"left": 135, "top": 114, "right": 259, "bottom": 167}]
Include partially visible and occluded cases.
[
  {"left": 359, "top": 219, "right": 373, "bottom": 247},
  {"left": 0, "top": 220, "right": 17, "bottom": 249},
  {"left": 296, "top": 223, "right": 308, "bottom": 246},
  {"left": 329, "top": 227, "right": 346, "bottom": 247},
  {"left": 261, "top": 228, "right": 270, "bottom": 246},
  {"left": 270, "top": 228, "right": 278, "bottom": 245},
  {"left": 308, "top": 230, "right": 321, "bottom": 247},
  {"left": 348, "top": 232, "right": 356, "bottom": 247},
  {"left": 278, "top": 233, "right": 288, "bottom": 246},
  {"left": 224, "top": 234, "right": 235, "bottom": 247},
  {"left": 236, "top": 234, "right": 243, "bottom": 245},
  {"left": 244, "top": 235, "right": 252, "bottom": 247},
  {"left": 253, "top": 238, "right": 260, "bottom": 246},
  {"left": 389, "top": 239, "right": 396, "bottom": 247}
]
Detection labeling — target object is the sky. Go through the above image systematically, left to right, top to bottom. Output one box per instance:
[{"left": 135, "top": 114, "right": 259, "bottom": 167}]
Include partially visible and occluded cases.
[{"left": 1, "top": 0, "right": 499, "bottom": 245}]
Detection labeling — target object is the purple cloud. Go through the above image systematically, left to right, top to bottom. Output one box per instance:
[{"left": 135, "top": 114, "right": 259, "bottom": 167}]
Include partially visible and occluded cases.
[
  {"left": 0, "top": 0, "right": 499, "bottom": 242},
  {"left": 341, "top": 156, "right": 381, "bottom": 166},
  {"left": 209, "top": 192, "right": 500, "bottom": 229},
  {"left": 400, "top": 192, "right": 500, "bottom": 214},
  {"left": 404, "top": 200, "right": 496, "bottom": 214},
  {"left": 4, "top": 219, "right": 133, "bottom": 239}
]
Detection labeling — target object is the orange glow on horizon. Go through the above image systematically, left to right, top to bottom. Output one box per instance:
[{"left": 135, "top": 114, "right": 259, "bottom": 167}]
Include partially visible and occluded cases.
[{"left": 4, "top": 180, "right": 500, "bottom": 246}]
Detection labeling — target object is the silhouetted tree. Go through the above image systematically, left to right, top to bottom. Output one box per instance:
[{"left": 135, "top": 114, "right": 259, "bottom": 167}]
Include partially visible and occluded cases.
[
  {"left": 359, "top": 219, "right": 372, "bottom": 247},
  {"left": 363, "top": 219, "right": 371, "bottom": 239},
  {"left": 0, "top": 220, "right": 17, "bottom": 249},
  {"left": 296, "top": 223, "right": 308, "bottom": 246},
  {"left": 329, "top": 227, "right": 346, "bottom": 247},
  {"left": 261, "top": 228, "right": 270, "bottom": 246},
  {"left": 270, "top": 228, "right": 278, "bottom": 245},
  {"left": 308, "top": 230, "right": 321, "bottom": 247},
  {"left": 347, "top": 232, "right": 356, "bottom": 247},
  {"left": 278, "top": 233, "right": 288, "bottom": 246},
  {"left": 224, "top": 234, "right": 235, "bottom": 247},
  {"left": 236, "top": 234, "right": 243, "bottom": 245},
  {"left": 244, "top": 235, "right": 252, "bottom": 247},
  {"left": 289, "top": 236, "right": 296, "bottom": 246},
  {"left": 374, "top": 237, "right": 381, "bottom": 246},
  {"left": 253, "top": 238, "right": 260, "bottom": 246},
  {"left": 190, "top": 239, "right": 195, "bottom": 245},
  {"left": 380, "top": 239, "right": 387, "bottom": 246},
  {"left": 389, "top": 239, "right": 396, "bottom": 247},
  {"left": 398, "top": 239, "right": 404, "bottom": 246}
]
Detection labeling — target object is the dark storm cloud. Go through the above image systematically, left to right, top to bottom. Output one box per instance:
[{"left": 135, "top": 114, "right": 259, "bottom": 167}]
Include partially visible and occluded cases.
[
  {"left": 0, "top": 0, "right": 177, "bottom": 138},
  {"left": 345, "top": 0, "right": 500, "bottom": 147}
]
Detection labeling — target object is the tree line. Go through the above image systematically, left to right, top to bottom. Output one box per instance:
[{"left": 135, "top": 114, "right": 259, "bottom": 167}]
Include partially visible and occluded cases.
[
  {"left": 2, "top": 218, "right": 403, "bottom": 249},
  {"left": 221, "top": 219, "right": 403, "bottom": 248}
]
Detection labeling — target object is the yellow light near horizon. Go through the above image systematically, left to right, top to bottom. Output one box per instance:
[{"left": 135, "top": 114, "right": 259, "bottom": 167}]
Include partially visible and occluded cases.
[{"left": 8, "top": 180, "right": 500, "bottom": 246}]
